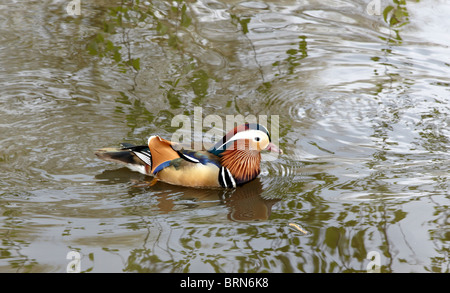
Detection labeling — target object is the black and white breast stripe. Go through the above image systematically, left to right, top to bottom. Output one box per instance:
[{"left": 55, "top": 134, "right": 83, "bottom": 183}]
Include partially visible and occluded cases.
[{"left": 218, "top": 166, "right": 236, "bottom": 188}]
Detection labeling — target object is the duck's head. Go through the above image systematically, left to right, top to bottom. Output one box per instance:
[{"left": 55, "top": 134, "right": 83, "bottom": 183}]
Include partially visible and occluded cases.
[{"left": 209, "top": 123, "right": 282, "bottom": 156}]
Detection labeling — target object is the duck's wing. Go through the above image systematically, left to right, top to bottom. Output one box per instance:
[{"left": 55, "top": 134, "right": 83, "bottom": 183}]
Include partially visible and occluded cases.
[{"left": 95, "top": 137, "right": 214, "bottom": 175}]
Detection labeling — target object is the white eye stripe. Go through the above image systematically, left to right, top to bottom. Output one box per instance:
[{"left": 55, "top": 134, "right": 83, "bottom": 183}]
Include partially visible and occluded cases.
[{"left": 216, "top": 130, "right": 267, "bottom": 150}]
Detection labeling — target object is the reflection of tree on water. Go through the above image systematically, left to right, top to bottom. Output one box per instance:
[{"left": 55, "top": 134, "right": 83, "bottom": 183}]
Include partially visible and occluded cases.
[
  {"left": 84, "top": 0, "right": 313, "bottom": 110},
  {"left": 87, "top": 0, "right": 449, "bottom": 273},
  {"left": 95, "top": 154, "right": 409, "bottom": 273},
  {"left": 95, "top": 168, "right": 283, "bottom": 272},
  {"left": 0, "top": 222, "right": 38, "bottom": 272}
]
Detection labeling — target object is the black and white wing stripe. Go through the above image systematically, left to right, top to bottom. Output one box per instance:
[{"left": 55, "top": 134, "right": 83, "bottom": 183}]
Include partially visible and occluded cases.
[
  {"left": 120, "top": 144, "right": 152, "bottom": 168},
  {"left": 133, "top": 149, "right": 152, "bottom": 167},
  {"left": 177, "top": 151, "right": 200, "bottom": 163},
  {"left": 218, "top": 166, "right": 236, "bottom": 188}
]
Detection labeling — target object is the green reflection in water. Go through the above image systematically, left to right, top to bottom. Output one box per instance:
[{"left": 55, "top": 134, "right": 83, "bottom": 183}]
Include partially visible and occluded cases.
[
  {"left": 1, "top": 0, "right": 446, "bottom": 273},
  {"left": 86, "top": 0, "right": 212, "bottom": 109},
  {"left": 381, "top": 0, "right": 411, "bottom": 44},
  {"left": 273, "top": 35, "right": 308, "bottom": 77},
  {"left": 115, "top": 91, "right": 155, "bottom": 135},
  {"left": 113, "top": 178, "right": 284, "bottom": 273},
  {"left": 0, "top": 215, "right": 38, "bottom": 272}
]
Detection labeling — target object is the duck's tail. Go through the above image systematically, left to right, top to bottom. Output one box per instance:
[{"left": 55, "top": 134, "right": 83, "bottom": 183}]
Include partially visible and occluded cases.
[{"left": 95, "top": 143, "right": 151, "bottom": 175}]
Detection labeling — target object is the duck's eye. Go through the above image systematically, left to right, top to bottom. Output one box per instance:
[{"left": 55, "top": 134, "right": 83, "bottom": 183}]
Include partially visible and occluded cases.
[{"left": 254, "top": 136, "right": 261, "bottom": 142}]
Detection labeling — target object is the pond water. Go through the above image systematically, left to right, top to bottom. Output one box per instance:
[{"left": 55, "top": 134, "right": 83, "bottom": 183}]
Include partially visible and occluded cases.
[{"left": 0, "top": 0, "right": 448, "bottom": 273}]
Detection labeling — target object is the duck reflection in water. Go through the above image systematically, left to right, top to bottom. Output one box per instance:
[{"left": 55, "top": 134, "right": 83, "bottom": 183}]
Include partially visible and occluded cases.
[
  {"left": 95, "top": 168, "right": 280, "bottom": 222},
  {"left": 222, "top": 178, "right": 280, "bottom": 222}
]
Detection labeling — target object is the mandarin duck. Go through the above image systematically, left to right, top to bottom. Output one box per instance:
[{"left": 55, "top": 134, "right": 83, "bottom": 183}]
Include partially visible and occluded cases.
[{"left": 95, "top": 123, "right": 282, "bottom": 188}]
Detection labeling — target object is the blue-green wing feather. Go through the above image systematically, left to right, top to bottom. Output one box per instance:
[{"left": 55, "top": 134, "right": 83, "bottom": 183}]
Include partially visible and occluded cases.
[{"left": 153, "top": 150, "right": 221, "bottom": 174}]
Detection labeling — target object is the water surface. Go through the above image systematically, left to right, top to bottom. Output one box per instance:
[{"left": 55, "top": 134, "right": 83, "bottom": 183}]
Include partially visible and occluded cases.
[{"left": 0, "top": 0, "right": 449, "bottom": 273}]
